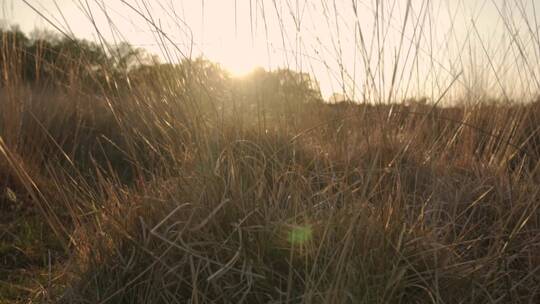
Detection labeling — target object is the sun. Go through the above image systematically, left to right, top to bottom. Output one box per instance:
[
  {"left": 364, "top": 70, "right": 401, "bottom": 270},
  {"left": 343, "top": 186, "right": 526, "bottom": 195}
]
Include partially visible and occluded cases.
[
  {"left": 210, "top": 41, "right": 268, "bottom": 78},
  {"left": 219, "top": 52, "right": 261, "bottom": 78},
  {"left": 224, "top": 61, "right": 257, "bottom": 78}
]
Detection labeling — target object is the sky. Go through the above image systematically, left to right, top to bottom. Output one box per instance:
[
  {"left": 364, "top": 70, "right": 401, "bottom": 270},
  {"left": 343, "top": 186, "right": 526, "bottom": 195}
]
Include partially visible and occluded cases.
[{"left": 2, "top": 0, "right": 540, "bottom": 102}]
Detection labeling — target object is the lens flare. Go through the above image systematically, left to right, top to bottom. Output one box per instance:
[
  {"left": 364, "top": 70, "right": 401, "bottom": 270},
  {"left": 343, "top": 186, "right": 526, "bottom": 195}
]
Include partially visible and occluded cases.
[{"left": 287, "top": 225, "right": 313, "bottom": 245}]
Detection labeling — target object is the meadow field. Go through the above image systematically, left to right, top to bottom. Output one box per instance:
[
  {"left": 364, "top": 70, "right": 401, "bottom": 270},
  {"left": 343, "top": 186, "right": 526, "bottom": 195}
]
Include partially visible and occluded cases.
[{"left": 1, "top": 1, "right": 540, "bottom": 303}]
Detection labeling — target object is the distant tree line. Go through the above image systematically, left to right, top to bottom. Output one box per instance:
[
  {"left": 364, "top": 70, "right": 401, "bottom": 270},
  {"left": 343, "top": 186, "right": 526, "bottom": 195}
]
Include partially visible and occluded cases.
[
  {"left": 1, "top": 25, "right": 323, "bottom": 123},
  {"left": 0, "top": 26, "right": 153, "bottom": 89}
]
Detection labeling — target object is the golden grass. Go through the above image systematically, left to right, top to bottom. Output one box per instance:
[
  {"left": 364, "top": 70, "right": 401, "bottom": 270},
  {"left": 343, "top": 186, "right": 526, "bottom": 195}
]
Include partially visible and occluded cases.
[
  {"left": 2, "top": 6, "right": 540, "bottom": 301},
  {"left": 1, "top": 61, "right": 539, "bottom": 303}
]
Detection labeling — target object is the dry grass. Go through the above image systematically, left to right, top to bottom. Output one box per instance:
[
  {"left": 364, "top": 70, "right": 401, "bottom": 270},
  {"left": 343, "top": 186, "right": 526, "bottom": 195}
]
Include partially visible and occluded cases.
[
  {"left": 2, "top": 1, "right": 540, "bottom": 303},
  {"left": 1, "top": 70, "right": 539, "bottom": 303}
]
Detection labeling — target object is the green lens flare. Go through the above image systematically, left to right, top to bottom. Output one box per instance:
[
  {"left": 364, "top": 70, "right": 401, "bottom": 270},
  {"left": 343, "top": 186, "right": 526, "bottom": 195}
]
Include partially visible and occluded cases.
[{"left": 288, "top": 225, "right": 312, "bottom": 245}]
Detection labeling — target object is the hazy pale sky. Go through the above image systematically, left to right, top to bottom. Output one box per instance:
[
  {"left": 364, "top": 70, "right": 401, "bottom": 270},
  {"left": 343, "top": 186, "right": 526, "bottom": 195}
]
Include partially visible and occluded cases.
[{"left": 3, "top": 0, "right": 540, "bottom": 101}]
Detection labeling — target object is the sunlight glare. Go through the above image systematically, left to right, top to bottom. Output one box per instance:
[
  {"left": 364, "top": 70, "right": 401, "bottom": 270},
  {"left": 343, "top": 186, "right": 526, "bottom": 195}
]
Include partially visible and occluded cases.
[
  {"left": 214, "top": 42, "right": 267, "bottom": 78},
  {"left": 223, "top": 59, "right": 257, "bottom": 78}
]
